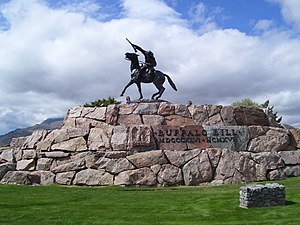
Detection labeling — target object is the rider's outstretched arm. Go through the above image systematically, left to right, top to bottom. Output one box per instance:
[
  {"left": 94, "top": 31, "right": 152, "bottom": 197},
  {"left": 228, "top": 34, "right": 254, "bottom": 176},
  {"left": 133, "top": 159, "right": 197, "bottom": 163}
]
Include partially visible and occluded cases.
[{"left": 133, "top": 44, "right": 146, "bottom": 55}]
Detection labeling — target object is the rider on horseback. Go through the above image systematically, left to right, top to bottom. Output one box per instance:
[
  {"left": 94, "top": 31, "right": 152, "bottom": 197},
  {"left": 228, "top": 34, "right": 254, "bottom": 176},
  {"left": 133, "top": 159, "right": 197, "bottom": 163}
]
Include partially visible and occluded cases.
[{"left": 131, "top": 43, "right": 157, "bottom": 81}]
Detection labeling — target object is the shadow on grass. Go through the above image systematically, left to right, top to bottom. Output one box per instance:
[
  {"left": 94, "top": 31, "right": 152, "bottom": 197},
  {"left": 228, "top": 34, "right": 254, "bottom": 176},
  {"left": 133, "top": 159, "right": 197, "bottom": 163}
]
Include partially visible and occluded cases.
[{"left": 286, "top": 200, "right": 297, "bottom": 206}]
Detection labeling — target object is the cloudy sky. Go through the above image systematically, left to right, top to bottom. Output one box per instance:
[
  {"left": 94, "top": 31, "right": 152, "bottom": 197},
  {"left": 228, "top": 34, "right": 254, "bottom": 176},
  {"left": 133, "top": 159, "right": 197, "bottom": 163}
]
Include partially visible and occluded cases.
[{"left": 0, "top": 0, "right": 300, "bottom": 135}]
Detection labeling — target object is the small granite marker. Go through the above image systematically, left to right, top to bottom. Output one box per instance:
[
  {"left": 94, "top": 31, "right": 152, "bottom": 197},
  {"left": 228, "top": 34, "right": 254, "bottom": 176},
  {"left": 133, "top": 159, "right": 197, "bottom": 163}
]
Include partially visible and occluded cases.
[{"left": 239, "top": 183, "right": 285, "bottom": 208}]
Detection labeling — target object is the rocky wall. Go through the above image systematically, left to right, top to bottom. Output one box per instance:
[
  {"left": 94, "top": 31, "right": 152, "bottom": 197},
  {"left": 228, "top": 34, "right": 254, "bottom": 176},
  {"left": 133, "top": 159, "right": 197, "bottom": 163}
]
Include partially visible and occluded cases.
[{"left": 1, "top": 102, "right": 300, "bottom": 186}]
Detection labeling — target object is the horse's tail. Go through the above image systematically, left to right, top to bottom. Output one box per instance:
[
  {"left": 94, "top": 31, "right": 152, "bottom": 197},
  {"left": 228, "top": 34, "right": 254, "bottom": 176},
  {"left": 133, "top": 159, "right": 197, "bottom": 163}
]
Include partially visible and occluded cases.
[{"left": 164, "top": 74, "right": 178, "bottom": 91}]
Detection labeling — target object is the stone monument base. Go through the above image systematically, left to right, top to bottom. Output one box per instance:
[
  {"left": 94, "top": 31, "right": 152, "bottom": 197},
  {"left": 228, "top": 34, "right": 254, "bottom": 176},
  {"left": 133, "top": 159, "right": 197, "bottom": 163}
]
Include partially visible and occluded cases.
[{"left": 1, "top": 102, "right": 300, "bottom": 186}]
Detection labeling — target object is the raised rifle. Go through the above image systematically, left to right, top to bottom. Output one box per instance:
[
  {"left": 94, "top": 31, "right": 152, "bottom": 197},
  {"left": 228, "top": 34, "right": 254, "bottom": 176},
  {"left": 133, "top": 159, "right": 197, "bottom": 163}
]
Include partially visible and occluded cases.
[{"left": 126, "top": 38, "right": 137, "bottom": 52}]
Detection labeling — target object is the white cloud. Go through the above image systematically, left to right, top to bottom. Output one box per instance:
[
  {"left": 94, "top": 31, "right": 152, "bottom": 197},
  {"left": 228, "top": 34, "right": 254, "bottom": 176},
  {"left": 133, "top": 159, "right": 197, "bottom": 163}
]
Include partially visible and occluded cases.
[
  {"left": 0, "top": 0, "right": 300, "bottom": 134},
  {"left": 121, "top": 0, "right": 181, "bottom": 23},
  {"left": 270, "top": 0, "right": 300, "bottom": 29},
  {"left": 188, "top": 2, "right": 224, "bottom": 33},
  {"left": 253, "top": 19, "right": 274, "bottom": 31}
]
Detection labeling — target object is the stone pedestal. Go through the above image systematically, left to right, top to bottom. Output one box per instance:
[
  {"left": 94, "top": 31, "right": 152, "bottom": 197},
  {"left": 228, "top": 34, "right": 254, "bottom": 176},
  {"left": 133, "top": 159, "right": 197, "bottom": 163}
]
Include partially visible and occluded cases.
[
  {"left": 0, "top": 102, "right": 299, "bottom": 187},
  {"left": 240, "top": 183, "right": 285, "bottom": 208}
]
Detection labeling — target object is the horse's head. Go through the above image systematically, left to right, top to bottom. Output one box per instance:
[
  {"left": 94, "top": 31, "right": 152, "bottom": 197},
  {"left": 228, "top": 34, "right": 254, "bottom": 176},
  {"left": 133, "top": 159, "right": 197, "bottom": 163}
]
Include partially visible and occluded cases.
[{"left": 125, "top": 52, "right": 139, "bottom": 61}]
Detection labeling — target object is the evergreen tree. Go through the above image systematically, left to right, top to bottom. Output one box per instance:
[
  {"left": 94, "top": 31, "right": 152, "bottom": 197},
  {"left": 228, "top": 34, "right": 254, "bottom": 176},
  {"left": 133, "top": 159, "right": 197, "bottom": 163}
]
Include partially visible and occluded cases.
[
  {"left": 84, "top": 96, "right": 120, "bottom": 107},
  {"left": 232, "top": 98, "right": 282, "bottom": 123}
]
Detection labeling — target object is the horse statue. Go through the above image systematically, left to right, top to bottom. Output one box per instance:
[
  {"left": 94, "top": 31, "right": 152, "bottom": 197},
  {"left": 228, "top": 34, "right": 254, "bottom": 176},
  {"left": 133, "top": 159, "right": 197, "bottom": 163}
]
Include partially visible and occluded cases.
[{"left": 120, "top": 52, "right": 177, "bottom": 100}]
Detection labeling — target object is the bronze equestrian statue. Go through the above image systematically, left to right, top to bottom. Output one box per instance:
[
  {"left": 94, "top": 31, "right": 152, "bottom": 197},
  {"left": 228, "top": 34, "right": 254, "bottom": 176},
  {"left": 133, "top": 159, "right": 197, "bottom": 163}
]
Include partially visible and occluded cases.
[{"left": 121, "top": 40, "right": 177, "bottom": 100}]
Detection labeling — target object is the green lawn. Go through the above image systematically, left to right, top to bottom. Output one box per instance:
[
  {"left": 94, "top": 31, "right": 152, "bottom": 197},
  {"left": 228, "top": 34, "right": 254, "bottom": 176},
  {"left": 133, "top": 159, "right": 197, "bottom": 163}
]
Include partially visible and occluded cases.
[{"left": 0, "top": 177, "right": 299, "bottom": 225}]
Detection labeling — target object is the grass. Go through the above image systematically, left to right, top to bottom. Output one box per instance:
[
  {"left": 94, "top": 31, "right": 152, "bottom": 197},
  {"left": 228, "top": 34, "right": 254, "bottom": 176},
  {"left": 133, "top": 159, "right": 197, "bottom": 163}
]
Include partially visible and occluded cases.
[{"left": 0, "top": 177, "right": 299, "bottom": 225}]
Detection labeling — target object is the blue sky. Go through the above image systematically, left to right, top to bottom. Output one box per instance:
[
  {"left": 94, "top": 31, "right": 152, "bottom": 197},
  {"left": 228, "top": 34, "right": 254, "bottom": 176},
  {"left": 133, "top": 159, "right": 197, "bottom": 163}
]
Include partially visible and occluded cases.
[
  {"left": 0, "top": 0, "right": 300, "bottom": 135},
  {"left": 185, "top": 0, "right": 285, "bottom": 33}
]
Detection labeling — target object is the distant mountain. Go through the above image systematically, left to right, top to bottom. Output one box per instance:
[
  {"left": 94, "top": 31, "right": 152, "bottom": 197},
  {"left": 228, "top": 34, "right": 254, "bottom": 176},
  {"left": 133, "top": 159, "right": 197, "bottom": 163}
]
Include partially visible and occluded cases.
[{"left": 0, "top": 118, "right": 64, "bottom": 147}]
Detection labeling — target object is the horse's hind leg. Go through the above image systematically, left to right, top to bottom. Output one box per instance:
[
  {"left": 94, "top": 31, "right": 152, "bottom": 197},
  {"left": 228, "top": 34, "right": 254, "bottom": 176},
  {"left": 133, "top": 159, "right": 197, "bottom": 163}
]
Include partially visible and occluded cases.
[
  {"left": 152, "top": 83, "right": 165, "bottom": 99},
  {"left": 156, "top": 86, "right": 165, "bottom": 99},
  {"left": 151, "top": 90, "right": 160, "bottom": 99}
]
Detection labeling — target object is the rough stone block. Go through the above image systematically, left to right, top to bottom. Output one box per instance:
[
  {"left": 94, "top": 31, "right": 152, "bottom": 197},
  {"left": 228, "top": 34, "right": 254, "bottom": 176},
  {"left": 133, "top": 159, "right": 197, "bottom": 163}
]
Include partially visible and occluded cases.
[
  {"left": 157, "top": 102, "right": 175, "bottom": 115},
  {"left": 133, "top": 103, "right": 159, "bottom": 115},
  {"left": 84, "top": 107, "right": 106, "bottom": 121},
  {"left": 234, "top": 107, "right": 270, "bottom": 126},
  {"left": 118, "top": 114, "right": 142, "bottom": 125},
  {"left": 142, "top": 115, "right": 165, "bottom": 125},
  {"left": 164, "top": 115, "right": 194, "bottom": 126},
  {"left": 111, "top": 125, "right": 128, "bottom": 151},
  {"left": 88, "top": 127, "right": 112, "bottom": 150},
  {"left": 248, "top": 128, "right": 290, "bottom": 153},
  {"left": 288, "top": 128, "right": 300, "bottom": 148},
  {"left": 23, "top": 130, "right": 48, "bottom": 149},
  {"left": 51, "top": 137, "right": 87, "bottom": 152},
  {"left": 0, "top": 149, "right": 15, "bottom": 162},
  {"left": 164, "top": 149, "right": 201, "bottom": 167},
  {"left": 22, "top": 150, "right": 37, "bottom": 159},
  {"left": 127, "top": 150, "right": 168, "bottom": 168},
  {"left": 182, "top": 150, "right": 213, "bottom": 185},
  {"left": 278, "top": 150, "right": 300, "bottom": 165},
  {"left": 44, "top": 151, "right": 70, "bottom": 158},
  {"left": 36, "top": 158, "right": 53, "bottom": 171},
  {"left": 105, "top": 158, "right": 135, "bottom": 174},
  {"left": 16, "top": 159, "right": 35, "bottom": 171},
  {"left": 51, "top": 159, "right": 86, "bottom": 173},
  {"left": 0, "top": 162, "right": 16, "bottom": 180},
  {"left": 157, "top": 164, "right": 183, "bottom": 186},
  {"left": 283, "top": 165, "right": 300, "bottom": 176},
  {"left": 114, "top": 168, "right": 156, "bottom": 186},
  {"left": 73, "top": 169, "right": 113, "bottom": 186},
  {"left": 0, "top": 171, "right": 30, "bottom": 185},
  {"left": 40, "top": 171, "right": 55, "bottom": 185},
  {"left": 56, "top": 171, "right": 76, "bottom": 185},
  {"left": 240, "top": 183, "right": 285, "bottom": 208}
]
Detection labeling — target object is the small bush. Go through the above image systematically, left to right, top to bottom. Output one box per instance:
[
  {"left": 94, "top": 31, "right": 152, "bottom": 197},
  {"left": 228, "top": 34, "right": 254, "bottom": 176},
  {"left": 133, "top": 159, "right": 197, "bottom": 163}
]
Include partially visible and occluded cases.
[{"left": 84, "top": 96, "right": 121, "bottom": 107}]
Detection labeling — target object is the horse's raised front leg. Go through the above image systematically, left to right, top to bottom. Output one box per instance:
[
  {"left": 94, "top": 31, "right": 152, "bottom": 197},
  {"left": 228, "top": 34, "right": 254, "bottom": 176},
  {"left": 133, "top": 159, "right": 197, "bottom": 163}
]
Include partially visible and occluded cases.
[
  {"left": 120, "top": 80, "right": 134, "bottom": 96},
  {"left": 136, "top": 82, "right": 143, "bottom": 99}
]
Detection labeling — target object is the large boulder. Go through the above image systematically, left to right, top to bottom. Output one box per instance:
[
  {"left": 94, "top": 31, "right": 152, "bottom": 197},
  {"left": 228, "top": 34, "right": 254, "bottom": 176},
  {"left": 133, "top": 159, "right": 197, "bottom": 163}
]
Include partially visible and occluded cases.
[
  {"left": 234, "top": 107, "right": 270, "bottom": 126},
  {"left": 111, "top": 125, "right": 128, "bottom": 150},
  {"left": 88, "top": 127, "right": 112, "bottom": 150},
  {"left": 248, "top": 128, "right": 290, "bottom": 152},
  {"left": 288, "top": 128, "right": 300, "bottom": 148},
  {"left": 23, "top": 130, "right": 48, "bottom": 149},
  {"left": 51, "top": 137, "right": 87, "bottom": 152},
  {"left": 0, "top": 149, "right": 15, "bottom": 162},
  {"left": 164, "top": 149, "right": 201, "bottom": 167},
  {"left": 214, "top": 149, "right": 240, "bottom": 182},
  {"left": 127, "top": 150, "right": 168, "bottom": 168},
  {"left": 182, "top": 150, "right": 213, "bottom": 185},
  {"left": 278, "top": 150, "right": 300, "bottom": 165},
  {"left": 105, "top": 158, "right": 135, "bottom": 174},
  {"left": 16, "top": 159, "right": 35, "bottom": 171},
  {"left": 51, "top": 159, "right": 86, "bottom": 173},
  {"left": 0, "top": 162, "right": 16, "bottom": 180},
  {"left": 157, "top": 164, "right": 183, "bottom": 186},
  {"left": 283, "top": 165, "right": 300, "bottom": 177},
  {"left": 114, "top": 168, "right": 157, "bottom": 186},
  {"left": 73, "top": 169, "right": 114, "bottom": 186},
  {"left": 0, "top": 171, "right": 30, "bottom": 185},
  {"left": 39, "top": 171, "right": 55, "bottom": 185},
  {"left": 56, "top": 171, "right": 76, "bottom": 185}
]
